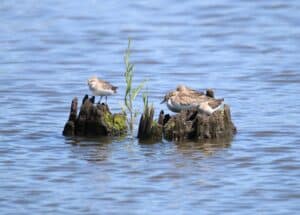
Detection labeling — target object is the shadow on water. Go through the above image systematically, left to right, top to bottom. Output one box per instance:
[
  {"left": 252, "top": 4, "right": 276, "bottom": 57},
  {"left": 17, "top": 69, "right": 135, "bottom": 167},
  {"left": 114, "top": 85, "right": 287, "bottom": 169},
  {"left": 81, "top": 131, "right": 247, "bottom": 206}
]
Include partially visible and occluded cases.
[
  {"left": 65, "top": 134, "right": 233, "bottom": 163},
  {"left": 63, "top": 135, "right": 126, "bottom": 163},
  {"left": 138, "top": 135, "right": 233, "bottom": 156},
  {"left": 64, "top": 136, "right": 113, "bottom": 146},
  {"left": 174, "top": 136, "right": 233, "bottom": 157}
]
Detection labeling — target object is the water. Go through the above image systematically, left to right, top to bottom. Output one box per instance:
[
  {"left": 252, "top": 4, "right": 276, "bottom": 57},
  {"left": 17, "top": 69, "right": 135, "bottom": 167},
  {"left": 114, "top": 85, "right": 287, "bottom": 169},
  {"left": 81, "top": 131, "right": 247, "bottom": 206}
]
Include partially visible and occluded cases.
[{"left": 1, "top": 0, "right": 300, "bottom": 214}]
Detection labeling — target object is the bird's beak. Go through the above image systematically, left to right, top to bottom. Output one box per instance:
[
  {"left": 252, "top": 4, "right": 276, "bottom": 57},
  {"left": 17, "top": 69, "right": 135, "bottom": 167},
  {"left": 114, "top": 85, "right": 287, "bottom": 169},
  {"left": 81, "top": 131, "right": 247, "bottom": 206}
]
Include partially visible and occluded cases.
[{"left": 160, "top": 98, "right": 166, "bottom": 104}]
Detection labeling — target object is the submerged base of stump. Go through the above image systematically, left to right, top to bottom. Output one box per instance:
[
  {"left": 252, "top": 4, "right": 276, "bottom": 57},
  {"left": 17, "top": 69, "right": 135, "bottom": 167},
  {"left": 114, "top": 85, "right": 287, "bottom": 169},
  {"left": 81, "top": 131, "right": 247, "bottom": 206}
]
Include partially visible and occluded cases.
[
  {"left": 63, "top": 95, "right": 127, "bottom": 137},
  {"left": 138, "top": 105, "right": 236, "bottom": 142}
]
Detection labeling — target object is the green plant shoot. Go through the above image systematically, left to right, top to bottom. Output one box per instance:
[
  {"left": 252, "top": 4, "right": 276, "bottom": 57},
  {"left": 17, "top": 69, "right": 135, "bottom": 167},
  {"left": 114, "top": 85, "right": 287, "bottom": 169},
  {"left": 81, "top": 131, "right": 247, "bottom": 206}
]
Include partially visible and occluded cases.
[{"left": 124, "top": 39, "right": 146, "bottom": 135}]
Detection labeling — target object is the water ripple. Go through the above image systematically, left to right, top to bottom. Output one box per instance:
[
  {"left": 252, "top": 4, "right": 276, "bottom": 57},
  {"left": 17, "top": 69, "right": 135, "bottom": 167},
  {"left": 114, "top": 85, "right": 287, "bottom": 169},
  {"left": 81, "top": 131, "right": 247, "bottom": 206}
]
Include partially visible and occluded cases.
[{"left": 0, "top": 0, "right": 300, "bottom": 214}]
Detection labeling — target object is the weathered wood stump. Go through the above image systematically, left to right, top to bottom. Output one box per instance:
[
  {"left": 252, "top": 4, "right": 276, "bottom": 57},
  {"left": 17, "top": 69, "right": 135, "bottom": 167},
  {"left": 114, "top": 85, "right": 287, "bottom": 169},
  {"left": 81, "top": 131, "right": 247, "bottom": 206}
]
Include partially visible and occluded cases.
[
  {"left": 137, "top": 89, "right": 236, "bottom": 142},
  {"left": 63, "top": 95, "right": 127, "bottom": 137},
  {"left": 137, "top": 105, "right": 163, "bottom": 141},
  {"left": 162, "top": 105, "right": 236, "bottom": 141}
]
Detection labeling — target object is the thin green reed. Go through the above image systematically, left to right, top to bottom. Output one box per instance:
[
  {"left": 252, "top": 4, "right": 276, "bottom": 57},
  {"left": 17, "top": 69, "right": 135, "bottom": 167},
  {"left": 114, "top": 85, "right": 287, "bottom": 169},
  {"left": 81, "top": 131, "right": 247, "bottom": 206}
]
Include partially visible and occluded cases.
[{"left": 124, "top": 39, "right": 146, "bottom": 136}]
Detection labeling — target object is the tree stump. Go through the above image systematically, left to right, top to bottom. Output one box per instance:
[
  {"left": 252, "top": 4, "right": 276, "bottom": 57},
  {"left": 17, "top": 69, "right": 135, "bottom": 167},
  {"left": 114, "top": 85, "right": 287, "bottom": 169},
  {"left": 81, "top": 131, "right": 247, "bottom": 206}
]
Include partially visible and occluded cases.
[
  {"left": 63, "top": 95, "right": 127, "bottom": 137},
  {"left": 137, "top": 104, "right": 236, "bottom": 142},
  {"left": 137, "top": 105, "right": 163, "bottom": 141},
  {"left": 162, "top": 105, "right": 236, "bottom": 141}
]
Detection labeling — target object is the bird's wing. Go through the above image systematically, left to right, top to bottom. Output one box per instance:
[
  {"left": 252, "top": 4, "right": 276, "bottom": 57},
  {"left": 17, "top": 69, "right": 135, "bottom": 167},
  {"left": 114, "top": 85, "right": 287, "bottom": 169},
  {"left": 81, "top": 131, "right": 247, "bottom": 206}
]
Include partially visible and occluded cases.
[
  {"left": 99, "top": 79, "right": 118, "bottom": 91},
  {"left": 176, "top": 94, "right": 199, "bottom": 106}
]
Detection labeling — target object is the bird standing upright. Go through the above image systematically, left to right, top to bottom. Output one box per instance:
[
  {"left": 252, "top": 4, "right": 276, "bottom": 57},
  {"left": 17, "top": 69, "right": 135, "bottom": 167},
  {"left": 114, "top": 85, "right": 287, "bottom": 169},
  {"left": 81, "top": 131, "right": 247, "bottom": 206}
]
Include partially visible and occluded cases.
[{"left": 87, "top": 76, "right": 118, "bottom": 104}]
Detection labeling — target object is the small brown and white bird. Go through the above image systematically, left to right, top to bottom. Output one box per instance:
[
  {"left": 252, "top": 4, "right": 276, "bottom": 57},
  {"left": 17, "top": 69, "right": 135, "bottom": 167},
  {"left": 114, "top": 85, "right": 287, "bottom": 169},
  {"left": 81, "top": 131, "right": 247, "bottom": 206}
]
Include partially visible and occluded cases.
[
  {"left": 87, "top": 76, "right": 117, "bottom": 103},
  {"left": 161, "top": 85, "right": 224, "bottom": 115}
]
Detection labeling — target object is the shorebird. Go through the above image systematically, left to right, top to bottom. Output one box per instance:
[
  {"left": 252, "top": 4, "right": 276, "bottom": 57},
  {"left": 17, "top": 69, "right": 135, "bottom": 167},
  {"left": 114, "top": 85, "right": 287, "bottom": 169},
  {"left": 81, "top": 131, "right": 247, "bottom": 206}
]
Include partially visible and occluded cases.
[
  {"left": 87, "top": 76, "right": 117, "bottom": 104},
  {"left": 161, "top": 85, "right": 224, "bottom": 115}
]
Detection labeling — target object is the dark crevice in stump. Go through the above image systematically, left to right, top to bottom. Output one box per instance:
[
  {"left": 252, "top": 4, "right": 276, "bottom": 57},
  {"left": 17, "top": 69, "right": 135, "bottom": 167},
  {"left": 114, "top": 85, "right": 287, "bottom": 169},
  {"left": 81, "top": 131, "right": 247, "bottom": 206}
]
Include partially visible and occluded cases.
[{"left": 63, "top": 95, "right": 127, "bottom": 137}]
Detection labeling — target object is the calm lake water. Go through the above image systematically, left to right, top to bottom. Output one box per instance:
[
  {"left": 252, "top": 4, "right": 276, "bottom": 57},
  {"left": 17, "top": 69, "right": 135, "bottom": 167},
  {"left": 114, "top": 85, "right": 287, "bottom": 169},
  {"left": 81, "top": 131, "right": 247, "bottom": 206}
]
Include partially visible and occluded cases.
[{"left": 1, "top": 0, "right": 300, "bottom": 214}]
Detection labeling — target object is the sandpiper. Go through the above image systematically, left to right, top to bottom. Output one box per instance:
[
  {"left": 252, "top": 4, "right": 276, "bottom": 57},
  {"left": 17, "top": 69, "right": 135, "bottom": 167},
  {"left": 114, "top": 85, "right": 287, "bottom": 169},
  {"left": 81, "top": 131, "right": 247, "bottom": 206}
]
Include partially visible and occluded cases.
[
  {"left": 87, "top": 76, "right": 117, "bottom": 103},
  {"left": 161, "top": 85, "right": 224, "bottom": 115}
]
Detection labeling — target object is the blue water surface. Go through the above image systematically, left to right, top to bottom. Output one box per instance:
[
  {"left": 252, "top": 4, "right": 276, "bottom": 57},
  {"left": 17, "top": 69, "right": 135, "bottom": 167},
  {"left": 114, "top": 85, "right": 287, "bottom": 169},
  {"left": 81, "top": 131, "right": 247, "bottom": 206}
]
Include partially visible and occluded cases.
[{"left": 0, "top": 0, "right": 300, "bottom": 214}]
